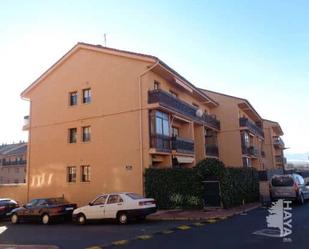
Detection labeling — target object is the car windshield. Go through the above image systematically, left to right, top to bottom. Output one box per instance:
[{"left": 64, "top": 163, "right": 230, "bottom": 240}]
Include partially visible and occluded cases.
[
  {"left": 272, "top": 176, "right": 294, "bottom": 186},
  {"left": 126, "top": 193, "right": 144, "bottom": 200},
  {"left": 46, "top": 198, "right": 69, "bottom": 205}
]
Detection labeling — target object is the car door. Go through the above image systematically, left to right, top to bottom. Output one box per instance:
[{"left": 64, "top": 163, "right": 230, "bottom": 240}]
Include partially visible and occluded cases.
[
  {"left": 104, "top": 194, "right": 124, "bottom": 219},
  {"left": 86, "top": 195, "right": 107, "bottom": 220},
  {"left": 21, "top": 199, "right": 39, "bottom": 220}
]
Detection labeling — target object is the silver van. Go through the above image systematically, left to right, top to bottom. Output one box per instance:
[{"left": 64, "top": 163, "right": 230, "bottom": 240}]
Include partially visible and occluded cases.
[{"left": 270, "top": 174, "right": 309, "bottom": 204}]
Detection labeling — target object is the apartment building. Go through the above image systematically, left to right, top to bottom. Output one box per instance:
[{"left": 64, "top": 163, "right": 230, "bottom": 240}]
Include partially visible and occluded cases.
[
  {"left": 21, "top": 43, "right": 221, "bottom": 205},
  {"left": 201, "top": 90, "right": 266, "bottom": 170},
  {"left": 263, "top": 119, "right": 286, "bottom": 170},
  {"left": 0, "top": 142, "right": 27, "bottom": 184}
]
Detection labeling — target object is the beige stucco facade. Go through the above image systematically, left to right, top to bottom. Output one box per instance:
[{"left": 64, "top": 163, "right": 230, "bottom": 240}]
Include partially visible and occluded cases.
[{"left": 20, "top": 43, "right": 221, "bottom": 206}]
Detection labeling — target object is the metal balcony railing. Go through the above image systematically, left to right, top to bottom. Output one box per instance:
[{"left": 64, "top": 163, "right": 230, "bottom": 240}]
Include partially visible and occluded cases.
[
  {"left": 148, "top": 89, "right": 220, "bottom": 130},
  {"left": 239, "top": 117, "right": 264, "bottom": 138},
  {"left": 171, "top": 136, "right": 194, "bottom": 154},
  {"left": 273, "top": 137, "right": 285, "bottom": 148},
  {"left": 205, "top": 144, "right": 219, "bottom": 157}
]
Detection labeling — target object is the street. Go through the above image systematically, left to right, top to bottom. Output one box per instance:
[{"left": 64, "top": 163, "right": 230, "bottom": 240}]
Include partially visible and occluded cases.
[{"left": 1, "top": 202, "right": 308, "bottom": 249}]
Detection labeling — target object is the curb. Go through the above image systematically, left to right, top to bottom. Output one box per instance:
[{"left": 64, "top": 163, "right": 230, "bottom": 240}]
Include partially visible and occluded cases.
[{"left": 148, "top": 203, "right": 261, "bottom": 221}]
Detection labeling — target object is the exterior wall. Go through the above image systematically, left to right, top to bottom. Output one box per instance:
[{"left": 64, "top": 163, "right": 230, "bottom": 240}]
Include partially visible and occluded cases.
[
  {"left": 27, "top": 48, "right": 153, "bottom": 206},
  {"left": 205, "top": 91, "right": 264, "bottom": 170},
  {"left": 204, "top": 92, "right": 243, "bottom": 167},
  {"left": 263, "top": 120, "right": 285, "bottom": 170},
  {"left": 0, "top": 184, "right": 27, "bottom": 204}
]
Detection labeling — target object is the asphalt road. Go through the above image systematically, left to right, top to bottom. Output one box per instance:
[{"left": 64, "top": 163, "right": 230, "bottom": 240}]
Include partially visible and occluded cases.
[{"left": 0, "top": 202, "right": 308, "bottom": 249}]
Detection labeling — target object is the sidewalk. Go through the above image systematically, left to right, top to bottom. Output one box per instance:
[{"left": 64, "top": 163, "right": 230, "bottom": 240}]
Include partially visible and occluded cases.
[{"left": 148, "top": 202, "right": 261, "bottom": 221}]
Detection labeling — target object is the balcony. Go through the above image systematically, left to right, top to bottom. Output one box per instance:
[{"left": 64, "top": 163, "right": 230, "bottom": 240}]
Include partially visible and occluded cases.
[
  {"left": 148, "top": 89, "right": 220, "bottom": 130},
  {"left": 23, "top": 115, "right": 30, "bottom": 131},
  {"left": 239, "top": 117, "right": 264, "bottom": 138},
  {"left": 150, "top": 134, "right": 195, "bottom": 154},
  {"left": 150, "top": 134, "right": 171, "bottom": 152},
  {"left": 172, "top": 136, "right": 194, "bottom": 154},
  {"left": 273, "top": 137, "right": 285, "bottom": 149},
  {"left": 205, "top": 144, "right": 219, "bottom": 157},
  {"left": 242, "top": 146, "right": 260, "bottom": 157},
  {"left": 275, "top": 155, "right": 285, "bottom": 165},
  {"left": 1, "top": 160, "right": 27, "bottom": 166}
]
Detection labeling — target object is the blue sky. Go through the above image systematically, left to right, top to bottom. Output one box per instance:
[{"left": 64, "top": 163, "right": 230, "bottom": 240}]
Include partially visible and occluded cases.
[{"left": 0, "top": 1, "right": 308, "bottom": 158}]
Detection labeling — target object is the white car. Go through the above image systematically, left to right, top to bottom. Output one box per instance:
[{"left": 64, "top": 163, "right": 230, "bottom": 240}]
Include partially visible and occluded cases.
[{"left": 72, "top": 192, "right": 156, "bottom": 224}]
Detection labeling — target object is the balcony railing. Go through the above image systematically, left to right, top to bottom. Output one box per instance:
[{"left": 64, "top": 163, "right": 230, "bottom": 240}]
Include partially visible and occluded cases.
[
  {"left": 148, "top": 89, "right": 220, "bottom": 130},
  {"left": 23, "top": 115, "right": 30, "bottom": 131},
  {"left": 239, "top": 117, "right": 264, "bottom": 138},
  {"left": 150, "top": 134, "right": 194, "bottom": 154},
  {"left": 150, "top": 134, "right": 171, "bottom": 152},
  {"left": 172, "top": 136, "right": 194, "bottom": 154},
  {"left": 273, "top": 137, "right": 285, "bottom": 149},
  {"left": 205, "top": 144, "right": 219, "bottom": 157},
  {"left": 242, "top": 146, "right": 260, "bottom": 157},
  {"left": 275, "top": 155, "right": 284, "bottom": 164},
  {"left": 0, "top": 160, "right": 27, "bottom": 166}
]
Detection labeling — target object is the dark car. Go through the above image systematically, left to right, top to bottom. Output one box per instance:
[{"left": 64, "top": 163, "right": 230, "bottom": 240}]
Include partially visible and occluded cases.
[
  {"left": 10, "top": 197, "right": 77, "bottom": 224},
  {"left": 0, "top": 198, "right": 19, "bottom": 219}
]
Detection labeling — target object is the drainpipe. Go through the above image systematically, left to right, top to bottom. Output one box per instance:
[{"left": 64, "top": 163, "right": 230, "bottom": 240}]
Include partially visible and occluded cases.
[{"left": 138, "top": 60, "right": 160, "bottom": 195}]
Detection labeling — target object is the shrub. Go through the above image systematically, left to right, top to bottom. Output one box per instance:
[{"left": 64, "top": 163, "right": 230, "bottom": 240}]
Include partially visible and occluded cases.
[{"left": 145, "top": 159, "right": 260, "bottom": 209}]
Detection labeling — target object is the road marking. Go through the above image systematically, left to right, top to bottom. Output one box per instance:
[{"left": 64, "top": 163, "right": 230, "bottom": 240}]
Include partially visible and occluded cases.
[
  {"left": 206, "top": 219, "right": 217, "bottom": 223},
  {"left": 193, "top": 222, "right": 205, "bottom": 226},
  {"left": 177, "top": 225, "right": 191, "bottom": 230},
  {"left": 0, "top": 226, "right": 7, "bottom": 235},
  {"left": 161, "top": 230, "right": 174, "bottom": 234},
  {"left": 137, "top": 235, "right": 152, "bottom": 240},
  {"left": 112, "top": 240, "right": 129, "bottom": 246}
]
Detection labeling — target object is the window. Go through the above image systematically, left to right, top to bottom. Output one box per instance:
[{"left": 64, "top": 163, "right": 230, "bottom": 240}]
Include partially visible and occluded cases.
[
  {"left": 154, "top": 81, "right": 160, "bottom": 90},
  {"left": 82, "top": 88, "right": 91, "bottom": 104},
  {"left": 169, "top": 90, "right": 177, "bottom": 98},
  {"left": 69, "top": 91, "right": 78, "bottom": 106},
  {"left": 155, "top": 111, "right": 169, "bottom": 136},
  {"left": 82, "top": 126, "right": 91, "bottom": 142},
  {"left": 172, "top": 127, "right": 179, "bottom": 137},
  {"left": 69, "top": 128, "right": 77, "bottom": 143},
  {"left": 241, "top": 131, "right": 250, "bottom": 148},
  {"left": 81, "top": 165, "right": 90, "bottom": 182},
  {"left": 67, "top": 166, "right": 76, "bottom": 183},
  {"left": 14, "top": 179, "right": 19, "bottom": 184},
  {"left": 107, "top": 194, "right": 123, "bottom": 204},
  {"left": 93, "top": 195, "right": 107, "bottom": 205}
]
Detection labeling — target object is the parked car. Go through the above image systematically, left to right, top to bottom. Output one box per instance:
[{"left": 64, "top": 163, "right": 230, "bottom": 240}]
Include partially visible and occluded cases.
[
  {"left": 270, "top": 174, "right": 309, "bottom": 204},
  {"left": 73, "top": 192, "right": 156, "bottom": 225},
  {"left": 10, "top": 197, "right": 77, "bottom": 224},
  {"left": 0, "top": 198, "right": 19, "bottom": 219}
]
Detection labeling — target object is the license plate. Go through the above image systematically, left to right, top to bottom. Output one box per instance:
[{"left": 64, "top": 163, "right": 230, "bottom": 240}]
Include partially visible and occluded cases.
[{"left": 65, "top": 207, "right": 74, "bottom": 211}]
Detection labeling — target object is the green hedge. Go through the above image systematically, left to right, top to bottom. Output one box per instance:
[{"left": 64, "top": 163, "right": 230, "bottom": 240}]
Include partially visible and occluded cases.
[{"left": 145, "top": 158, "right": 259, "bottom": 209}]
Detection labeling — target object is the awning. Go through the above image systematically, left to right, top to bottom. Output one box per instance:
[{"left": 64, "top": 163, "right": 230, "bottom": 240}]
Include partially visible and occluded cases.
[{"left": 175, "top": 156, "right": 194, "bottom": 164}]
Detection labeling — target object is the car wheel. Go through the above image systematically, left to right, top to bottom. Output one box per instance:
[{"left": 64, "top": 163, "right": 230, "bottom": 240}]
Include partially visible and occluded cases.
[
  {"left": 299, "top": 193, "right": 305, "bottom": 205},
  {"left": 117, "top": 212, "right": 128, "bottom": 225},
  {"left": 11, "top": 213, "right": 19, "bottom": 224},
  {"left": 42, "top": 214, "right": 50, "bottom": 225},
  {"left": 77, "top": 214, "right": 86, "bottom": 225}
]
